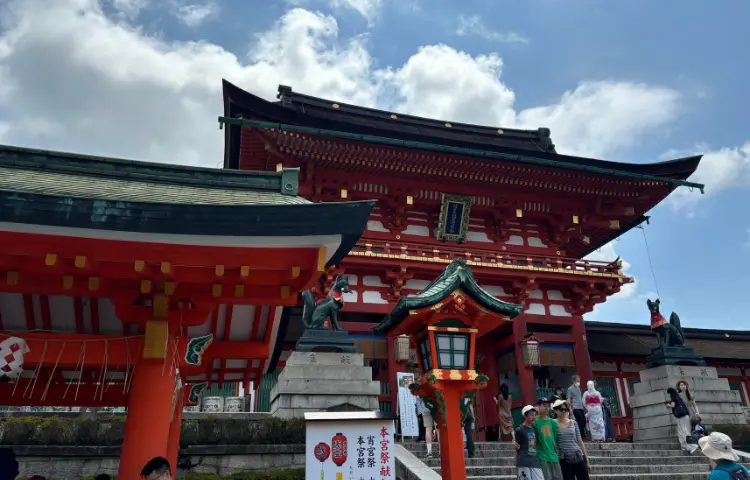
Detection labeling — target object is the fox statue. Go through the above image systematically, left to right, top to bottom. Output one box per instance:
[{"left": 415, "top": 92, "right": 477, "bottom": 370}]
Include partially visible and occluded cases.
[{"left": 646, "top": 298, "right": 685, "bottom": 348}]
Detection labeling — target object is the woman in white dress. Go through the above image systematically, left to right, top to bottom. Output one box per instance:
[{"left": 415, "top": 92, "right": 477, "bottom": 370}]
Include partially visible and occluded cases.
[{"left": 582, "top": 380, "right": 605, "bottom": 442}]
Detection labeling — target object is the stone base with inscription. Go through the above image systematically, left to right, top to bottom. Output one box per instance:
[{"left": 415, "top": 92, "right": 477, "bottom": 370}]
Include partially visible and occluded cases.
[
  {"left": 269, "top": 351, "right": 380, "bottom": 419},
  {"left": 630, "top": 365, "right": 747, "bottom": 443}
]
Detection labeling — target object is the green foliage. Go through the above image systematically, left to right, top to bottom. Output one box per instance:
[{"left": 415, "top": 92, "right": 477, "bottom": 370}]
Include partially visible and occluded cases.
[
  {"left": 0, "top": 416, "right": 304, "bottom": 446},
  {"left": 713, "top": 423, "right": 750, "bottom": 447},
  {"left": 79, "top": 468, "right": 305, "bottom": 480}
]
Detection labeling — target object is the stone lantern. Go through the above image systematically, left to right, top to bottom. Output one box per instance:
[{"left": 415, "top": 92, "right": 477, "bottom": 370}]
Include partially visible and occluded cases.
[{"left": 374, "top": 258, "right": 522, "bottom": 480}]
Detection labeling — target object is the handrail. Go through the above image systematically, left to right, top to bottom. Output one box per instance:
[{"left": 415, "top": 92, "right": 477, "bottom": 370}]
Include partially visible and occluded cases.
[{"left": 349, "top": 238, "right": 624, "bottom": 277}]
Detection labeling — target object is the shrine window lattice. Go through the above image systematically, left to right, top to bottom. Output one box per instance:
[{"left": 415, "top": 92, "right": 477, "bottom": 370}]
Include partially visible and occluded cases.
[{"left": 435, "top": 333, "right": 470, "bottom": 370}]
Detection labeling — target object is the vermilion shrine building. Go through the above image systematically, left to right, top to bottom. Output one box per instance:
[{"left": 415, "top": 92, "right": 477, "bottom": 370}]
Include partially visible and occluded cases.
[
  {"left": 219, "top": 81, "right": 747, "bottom": 439},
  {"left": 0, "top": 144, "right": 373, "bottom": 479}
]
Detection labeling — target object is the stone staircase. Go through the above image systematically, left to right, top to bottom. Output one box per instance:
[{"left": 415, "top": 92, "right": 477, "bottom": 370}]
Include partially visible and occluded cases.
[{"left": 401, "top": 441, "right": 714, "bottom": 479}]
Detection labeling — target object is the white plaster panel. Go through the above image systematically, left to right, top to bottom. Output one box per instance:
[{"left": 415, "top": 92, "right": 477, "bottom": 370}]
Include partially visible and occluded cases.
[
  {"left": 367, "top": 220, "right": 388, "bottom": 232},
  {"left": 403, "top": 225, "right": 430, "bottom": 236},
  {"left": 467, "top": 231, "right": 493, "bottom": 242},
  {"left": 505, "top": 235, "right": 524, "bottom": 246},
  {"left": 527, "top": 237, "right": 548, "bottom": 248},
  {"left": 347, "top": 275, "right": 359, "bottom": 286},
  {"left": 362, "top": 276, "right": 387, "bottom": 287},
  {"left": 404, "top": 279, "right": 431, "bottom": 290},
  {"left": 482, "top": 285, "right": 511, "bottom": 297},
  {"left": 529, "top": 290, "right": 544, "bottom": 299},
  {"left": 547, "top": 290, "right": 565, "bottom": 301},
  {"left": 343, "top": 291, "right": 359, "bottom": 302},
  {"left": 362, "top": 291, "right": 389, "bottom": 304},
  {"left": 0, "top": 293, "right": 27, "bottom": 331},
  {"left": 48, "top": 295, "right": 76, "bottom": 333},
  {"left": 97, "top": 298, "right": 123, "bottom": 335},
  {"left": 525, "top": 303, "right": 546, "bottom": 315},
  {"left": 228, "top": 305, "right": 254, "bottom": 342},
  {"left": 549, "top": 305, "right": 572, "bottom": 317},
  {"left": 226, "top": 359, "right": 248, "bottom": 369}
]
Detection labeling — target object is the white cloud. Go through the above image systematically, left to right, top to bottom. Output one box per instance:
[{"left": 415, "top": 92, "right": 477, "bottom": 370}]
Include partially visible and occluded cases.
[
  {"left": 111, "top": 0, "right": 148, "bottom": 19},
  {"left": 329, "top": 0, "right": 382, "bottom": 24},
  {"left": 173, "top": 2, "right": 218, "bottom": 27},
  {"left": 456, "top": 15, "right": 528, "bottom": 44},
  {"left": 668, "top": 142, "right": 750, "bottom": 212}
]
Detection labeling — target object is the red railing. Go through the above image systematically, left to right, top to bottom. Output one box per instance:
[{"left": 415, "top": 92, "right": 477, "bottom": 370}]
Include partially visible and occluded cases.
[
  {"left": 349, "top": 239, "right": 624, "bottom": 278},
  {"left": 613, "top": 417, "right": 634, "bottom": 440}
]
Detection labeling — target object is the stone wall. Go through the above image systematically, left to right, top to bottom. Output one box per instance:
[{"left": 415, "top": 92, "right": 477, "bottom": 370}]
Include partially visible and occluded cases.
[{"left": 14, "top": 444, "right": 304, "bottom": 479}]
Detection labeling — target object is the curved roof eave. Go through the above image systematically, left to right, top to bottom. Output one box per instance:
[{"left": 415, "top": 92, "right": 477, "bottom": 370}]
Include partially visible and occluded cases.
[
  {"left": 221, "top": 80, "right": 703, "bottom": 182},
  {"left": 373, "top": 258, "right": 523, "bottom": 334}
]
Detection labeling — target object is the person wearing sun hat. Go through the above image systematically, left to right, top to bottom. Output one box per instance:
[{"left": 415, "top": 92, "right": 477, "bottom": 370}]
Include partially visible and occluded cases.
[
  {"left": 514, "top": 405, "right": 544, "bottom": 480},
  {"left": 700, "top": 432, "right": 749, "bottom": 479}
]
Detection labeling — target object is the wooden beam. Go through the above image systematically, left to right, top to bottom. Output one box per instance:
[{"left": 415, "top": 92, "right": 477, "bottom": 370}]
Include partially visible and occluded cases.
[
  {"left": 0, "top": 231, "right": 323, "bottom": 270},
  {"left": 9, "top": 333, "right": 145, "bottom": 368},
  {"left": 0, "top": 380, "right": 129, "bottom": 407}
]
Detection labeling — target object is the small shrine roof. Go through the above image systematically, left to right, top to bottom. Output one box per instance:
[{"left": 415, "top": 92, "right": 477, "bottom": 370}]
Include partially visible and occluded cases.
[
  {"left": 222, "top": 80, "right": 703, "bottom": 188},
  {"left": 373, "top": 258, "right": 523, "bottom": 335}
]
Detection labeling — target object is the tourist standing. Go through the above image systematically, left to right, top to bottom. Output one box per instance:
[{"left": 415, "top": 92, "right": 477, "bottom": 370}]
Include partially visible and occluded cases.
[
  {"left": 566, "top": 375, "right": 586, "bottom": 438},
  {"left": 677, "top": 380, "right": 701, "bottom": 423},
  {"left": 583, "top": 381, "right": 605, "bottom": 442},
  {"left": 495, "top": 383, "right": 514, "bottom": 441},
  {"left": 666, "top": 387, "right": 698, "bottom": 454},
  {"left": 462, "top": 393, "right": 476, "bottom": 458},
  {"left": 601, "top": 395, "right": 615, "bottom": 442},
  {"left": 415, "top": 396, "right": 436, "bottom": 458},
  {"left": 534, "top": 397, "right": 563, "bottom": 480},
  {"left": 552, "top": 399, "right": 590, "bottom": 480},
  {"left": 515, "top": 405, "right": 545, "bottom": 480},
  {"left": 699, "top": 432, "right": 750, "bottom": 479},
  {"left": 0, "top": 448, "right": 19, "bottom": 480},
  {"left": 140, "top": 457, "right": 173, "bottom": 480}
]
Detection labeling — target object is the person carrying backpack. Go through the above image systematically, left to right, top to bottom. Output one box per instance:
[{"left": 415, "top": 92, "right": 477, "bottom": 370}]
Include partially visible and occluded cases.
[{"left": 699, "top": 432, "right": 749, "bottom": 480}]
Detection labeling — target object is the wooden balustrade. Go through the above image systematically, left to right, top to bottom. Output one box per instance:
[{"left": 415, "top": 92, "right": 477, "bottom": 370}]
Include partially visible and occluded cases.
[{"left": 350, "top": 239, "right": 622, "bottom": 276}]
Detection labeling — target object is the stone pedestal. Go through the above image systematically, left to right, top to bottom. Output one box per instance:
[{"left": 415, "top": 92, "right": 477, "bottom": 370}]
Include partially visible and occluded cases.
[
  {"left": 269, "top": 351, "right": 380, "bottom": 418},
  {"left": 630, "top": 365, "right": 746, "bottom": 443}
]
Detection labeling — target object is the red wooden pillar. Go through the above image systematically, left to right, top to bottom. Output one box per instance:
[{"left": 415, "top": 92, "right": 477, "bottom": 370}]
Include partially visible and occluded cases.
[
  {"left": 571, "top": 315, "right": 594, "bottom": 386},
  {"left": 513, "top": 316, "right": 536, "bottom": 405},
  {"left": 477, "top": 336, "right": 498, "bottom": 439},
  {"left": 118, "top": 357, "right": 176, "bottom": 480},
  {"left": 436, "top": 386, "right": 467, "bottom": 480}
]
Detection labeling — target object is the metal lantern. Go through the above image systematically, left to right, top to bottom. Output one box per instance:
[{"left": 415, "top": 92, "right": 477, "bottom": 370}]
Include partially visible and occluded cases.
[
  {"left": 394, "top": 335, "right": 410, "bottom": 363},
  {"left": 520, "top": 335, "right": 541, "bottom": 367}
]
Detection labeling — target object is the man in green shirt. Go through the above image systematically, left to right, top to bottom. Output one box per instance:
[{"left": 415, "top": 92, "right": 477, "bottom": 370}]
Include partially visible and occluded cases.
[{"left": 534, "top": 397, "right": 563, "bottom": 480}]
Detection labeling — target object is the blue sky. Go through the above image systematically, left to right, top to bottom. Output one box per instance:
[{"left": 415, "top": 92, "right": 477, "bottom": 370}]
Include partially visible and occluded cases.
[{"left": 0, "top": 0, "right": 748, "bottom": 330}]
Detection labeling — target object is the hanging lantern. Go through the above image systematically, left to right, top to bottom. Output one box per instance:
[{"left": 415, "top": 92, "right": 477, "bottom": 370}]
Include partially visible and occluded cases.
[
  {"left": 393, "top": 335, "right": 410, "bottom": 363},
  {"left": 521, "top": 335, "right": 541, "bottom": 367},
  {"left": 0, "top": 337, "right": 29, "bottom": 380},
  {"left": 331, "top": 432, "right": 348, "bottom": 466},
  {"left": 314, "top": 442, "right": 331, "bottom": 463}
]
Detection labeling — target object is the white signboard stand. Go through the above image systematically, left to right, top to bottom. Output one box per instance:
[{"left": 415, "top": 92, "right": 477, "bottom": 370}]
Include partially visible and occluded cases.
[
  {"left": 396, "top": 372, "right": 419, "bottom": 438},
  {"left": 305, "top": 412, "right": 397, "bottom": 480}
]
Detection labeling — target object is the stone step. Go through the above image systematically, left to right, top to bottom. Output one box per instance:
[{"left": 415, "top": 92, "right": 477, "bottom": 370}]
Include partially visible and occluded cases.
[
  {"left": 400, "top": 441, "right": 681, "bottom": 451},
  {"left": 422, "top": 454, "right": 708, "bottom": 467},
  {"left": 434, "top": 463, "right": 710, "bottom": 476},
  {"left": 463, "top": 474, "right": 710, "bottom": 480}
]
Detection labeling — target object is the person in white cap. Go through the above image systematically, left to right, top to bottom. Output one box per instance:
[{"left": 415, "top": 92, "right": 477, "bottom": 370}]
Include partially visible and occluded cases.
[
  {"left": 514, "top": 405, "right": 544, "bottom": 480},
  {"left": 699, "top": 432, "right": 749, "bottom": 479}
]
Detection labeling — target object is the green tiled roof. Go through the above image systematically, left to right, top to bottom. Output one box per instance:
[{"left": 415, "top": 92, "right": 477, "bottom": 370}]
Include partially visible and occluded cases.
[
  {"left": 0, "top": 144, "right": 304, "bottom": 204},
  {"left": 373, "top": 258, "right": 523, "bottom": 334}
]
